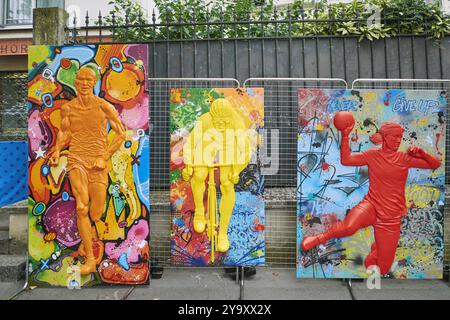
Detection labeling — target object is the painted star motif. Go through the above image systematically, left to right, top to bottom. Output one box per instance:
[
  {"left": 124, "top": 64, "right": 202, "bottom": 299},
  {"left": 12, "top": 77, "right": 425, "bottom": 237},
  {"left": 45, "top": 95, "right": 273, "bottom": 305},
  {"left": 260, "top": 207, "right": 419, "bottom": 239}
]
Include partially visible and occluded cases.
[{"left": 34, "top": 146, "right": 46, "bottom": 159}]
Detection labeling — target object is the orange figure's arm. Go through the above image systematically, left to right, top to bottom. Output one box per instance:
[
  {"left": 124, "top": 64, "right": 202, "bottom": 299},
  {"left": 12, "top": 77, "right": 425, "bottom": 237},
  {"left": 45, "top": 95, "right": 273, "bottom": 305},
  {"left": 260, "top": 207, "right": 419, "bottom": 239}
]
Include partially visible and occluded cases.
[
  {"left": 102, "top": 101, "right": 126, "bottom": 160},
  {"left": 49, "top": 103, "right": 71, "bottom": 166},
  {"left": 340, "top": 128, "right": 366, "bottom": 167},
  {"left": 407, "top": 147, "right": 441, "bottom": 170}
]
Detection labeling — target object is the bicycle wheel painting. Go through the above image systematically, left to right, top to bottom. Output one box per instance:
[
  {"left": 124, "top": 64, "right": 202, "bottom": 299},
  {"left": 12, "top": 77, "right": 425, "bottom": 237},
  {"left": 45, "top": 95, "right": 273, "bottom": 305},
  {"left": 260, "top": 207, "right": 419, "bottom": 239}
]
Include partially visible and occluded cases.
[
  {"left": 28, "top": 44, "right": 150, "bottom": 286},
  {"left": 170, "top": 88, "right": 265, "bottom": 266},
  {"left": 297, "top": 88, "right": 446, "bottom": 279}
]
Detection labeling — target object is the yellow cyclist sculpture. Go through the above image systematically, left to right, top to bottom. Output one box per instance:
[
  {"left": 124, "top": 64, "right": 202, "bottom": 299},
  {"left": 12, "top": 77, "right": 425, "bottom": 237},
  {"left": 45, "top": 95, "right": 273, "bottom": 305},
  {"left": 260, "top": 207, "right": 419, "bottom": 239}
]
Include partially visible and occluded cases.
[{"left": 182, "top": 98, "right": 252, "bottom": 256}]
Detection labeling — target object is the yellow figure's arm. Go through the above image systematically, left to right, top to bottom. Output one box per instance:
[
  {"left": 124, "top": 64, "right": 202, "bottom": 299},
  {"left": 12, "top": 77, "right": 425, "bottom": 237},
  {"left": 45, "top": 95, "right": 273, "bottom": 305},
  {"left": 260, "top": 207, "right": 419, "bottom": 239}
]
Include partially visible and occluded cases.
[
  {"left": 102, "top": 101, "right": 126, "bottom": 160},
  {"left": 49, "top": 103, "right": 71, "bottom": 166},
  {"left": 231, "top": 111, "right": 252, "bottom": 179},
  {"left": 182, "top": 114, "right": 212, "bottom": 181},
  {"left": 183, "top": 114, "right": 211, "bottom": 165},
  {"left": 183, "top": 128, "right": 195, "bottom": 166},
  {"left": 233, "top": 131, "right": 252, "bottom": 178}
]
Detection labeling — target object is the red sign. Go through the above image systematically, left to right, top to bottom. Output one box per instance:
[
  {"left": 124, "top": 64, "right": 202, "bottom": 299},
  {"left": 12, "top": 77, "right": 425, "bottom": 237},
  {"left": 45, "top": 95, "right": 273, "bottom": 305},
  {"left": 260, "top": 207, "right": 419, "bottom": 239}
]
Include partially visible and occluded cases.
[{"left": 0, "top": 39, "right": 32, "bottom": 56}]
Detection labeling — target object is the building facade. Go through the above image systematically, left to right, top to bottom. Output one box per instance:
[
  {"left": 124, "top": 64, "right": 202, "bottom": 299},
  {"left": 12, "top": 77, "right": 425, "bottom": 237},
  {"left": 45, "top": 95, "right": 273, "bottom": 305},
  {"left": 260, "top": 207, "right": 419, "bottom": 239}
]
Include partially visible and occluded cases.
[{"left": 0, "top": 0, "right": 156, "bottom": 72}]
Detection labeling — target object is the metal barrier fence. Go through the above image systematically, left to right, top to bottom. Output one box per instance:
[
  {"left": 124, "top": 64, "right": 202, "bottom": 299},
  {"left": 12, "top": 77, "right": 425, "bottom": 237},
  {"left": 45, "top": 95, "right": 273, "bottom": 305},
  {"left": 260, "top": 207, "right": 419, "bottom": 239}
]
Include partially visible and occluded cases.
[
  {"left": 0, "top": 72, "right": 27, "bottom": 141},
  {"left": 1, "top": 73, "right": 448, "bottom": 272},
  {"left": 148, "top": 77, "right": 349, "bottom": 269},
  {"left": 148, "top": 77, "right": 450, "bottom": 272},
  {"left": 149, "top": 78, "right": 240, "bottom": 268},
  {"left": 242, "top": 78, "right": 347, "bottom": 267}
]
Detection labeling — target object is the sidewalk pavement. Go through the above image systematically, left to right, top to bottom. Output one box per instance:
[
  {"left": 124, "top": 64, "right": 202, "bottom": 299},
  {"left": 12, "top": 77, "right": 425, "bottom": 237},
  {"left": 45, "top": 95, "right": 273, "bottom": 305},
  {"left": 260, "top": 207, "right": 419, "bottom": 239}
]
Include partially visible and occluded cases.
[{"left": 1, "top": 268, "right": 449, "bottom": 300}]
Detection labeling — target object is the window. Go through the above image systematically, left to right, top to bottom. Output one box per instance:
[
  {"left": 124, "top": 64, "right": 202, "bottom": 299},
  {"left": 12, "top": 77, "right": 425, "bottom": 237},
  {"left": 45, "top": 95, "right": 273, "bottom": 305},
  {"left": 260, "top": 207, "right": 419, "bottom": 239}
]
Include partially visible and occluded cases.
[
  {"left": 1, "top": 0, "right": 64, "bottom": 26},
  {"left": 4, "top": 0, "right": 33, "bottom": 25},
  {"left": 36, "top": 0, "right": 65, "bottom": 9}
]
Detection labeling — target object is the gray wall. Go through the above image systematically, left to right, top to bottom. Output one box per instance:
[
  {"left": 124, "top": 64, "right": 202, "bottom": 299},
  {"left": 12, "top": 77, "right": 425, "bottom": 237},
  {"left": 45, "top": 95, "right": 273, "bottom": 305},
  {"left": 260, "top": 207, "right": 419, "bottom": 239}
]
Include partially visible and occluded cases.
[{"left": 149, "top": 36, "right": 450, "bottom": 83}]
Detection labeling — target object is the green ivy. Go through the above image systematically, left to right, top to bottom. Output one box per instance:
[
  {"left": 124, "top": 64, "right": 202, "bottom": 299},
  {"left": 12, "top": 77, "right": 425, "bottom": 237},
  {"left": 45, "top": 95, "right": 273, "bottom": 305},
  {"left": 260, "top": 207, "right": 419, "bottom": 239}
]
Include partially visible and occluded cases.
[{"left": 99, "top": 0, "right": 450, "bottom": 42}]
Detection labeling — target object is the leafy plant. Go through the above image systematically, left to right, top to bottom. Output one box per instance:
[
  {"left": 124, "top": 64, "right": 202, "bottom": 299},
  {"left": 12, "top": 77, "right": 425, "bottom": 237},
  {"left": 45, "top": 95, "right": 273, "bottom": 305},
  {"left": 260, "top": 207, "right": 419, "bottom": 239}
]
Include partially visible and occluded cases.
[{"left": 99, "top": 0, "right": 450, "bottom": 42}]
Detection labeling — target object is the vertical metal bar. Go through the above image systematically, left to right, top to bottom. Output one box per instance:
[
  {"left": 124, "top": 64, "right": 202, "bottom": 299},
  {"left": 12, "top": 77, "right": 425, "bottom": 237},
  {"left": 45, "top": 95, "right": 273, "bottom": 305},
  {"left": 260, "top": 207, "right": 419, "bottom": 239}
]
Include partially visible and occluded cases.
[
  {"left": 328, "top": 4, "right": 334, "bottom": 79},
  {"left": 261, "top": 5, "right": 265, "bottom": 78},
  {"left": 288, "top": 5, "right": 292, "bottom": 78},
  {"left": 220, "top": 6, "right": 224, "bottom": 77},
  {"left": 314, "top": 6, "right": 319, "bottom": 85},
  {"left": 207, "top": 7, "right": 211, "bottom": 78},
  {"left": 274, "top": 7, "right": 279, "bottom": 78},
  {"left": 301, "top": 7, "right": 306, "bottom": 78},
  {"left": 342, "top": 7, "right": 347, "bottom": 81},
  {"left": 193, "top": 8, "right": 197, "bottom": 78},
  {"left": 165, "top": 9, "right": 170, "bottom": 78},
  {"left": 247, "top": 9, "right": 251, "bottom": 79},
  {"left": 356, "top": 9, "right": 361, "bottom": 79},
  {"left": 98, "top": 10, "right": 102, "bottom": 43},
  {"left": 125, "top": 10, "right": 129, "bottom": 41},
  {"left": 138, "top": 10, "right": 143, "bottom": 43},
  {"left": 152, "top": 10, "right": 156, "bottom": 77},
  {"left": 71, "top": 11, "right": 77, "bottom": 44},
  {"left": 85, "top": 11, "right": 89, "bottom": 44},
  {"left": 234, "top": 11, "right": 238, "bottom": 80},
  {"left": 112, "top": 12, "right": 116, "bottom": 43},
  {"left": 383, "top": 13, "right": 388, "bottom": 78},
  {"left": 424, "top": 16, "right": 430, "bottom": 84},
  {"left": 397, "top": 20, "right": 402, "bottom": 78},
  {"left": 411, "top": 36, "right": 416, "bottom": 89},
  {"left": 397, "top": 37, "right": 405, "bottom": 82},
  {"left": 425, "top": 38, "right": 429, "bottom": 80},
  {"left": 438, "top": 39, "right": 444, "bottom": 82},
  {"left": 370, "top": 41, "right": 374, "bottom": 79},
  {"left": 239, "top": 266, "right": 245, "bottom": 300},
  {"left": 345, "top": 278, "right": 356, "bottom": 300}
]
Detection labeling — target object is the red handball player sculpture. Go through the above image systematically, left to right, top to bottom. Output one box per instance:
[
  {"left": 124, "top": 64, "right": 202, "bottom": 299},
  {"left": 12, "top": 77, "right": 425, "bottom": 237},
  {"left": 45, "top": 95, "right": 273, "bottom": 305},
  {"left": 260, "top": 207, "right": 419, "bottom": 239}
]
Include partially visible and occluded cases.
[{"left": 301, "top": 111, "right": 441, "bottom": 275}]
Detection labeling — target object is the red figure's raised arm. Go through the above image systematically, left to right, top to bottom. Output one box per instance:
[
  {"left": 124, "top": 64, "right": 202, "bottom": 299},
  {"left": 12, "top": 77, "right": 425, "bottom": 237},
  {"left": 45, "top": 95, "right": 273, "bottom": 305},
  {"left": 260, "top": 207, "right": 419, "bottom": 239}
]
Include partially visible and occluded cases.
[
  {"left": 340, "top": 131, "right": 367, "bottom": 166},
  {"left": 407, "top": 147, "right": 441, "bottom": 170}
]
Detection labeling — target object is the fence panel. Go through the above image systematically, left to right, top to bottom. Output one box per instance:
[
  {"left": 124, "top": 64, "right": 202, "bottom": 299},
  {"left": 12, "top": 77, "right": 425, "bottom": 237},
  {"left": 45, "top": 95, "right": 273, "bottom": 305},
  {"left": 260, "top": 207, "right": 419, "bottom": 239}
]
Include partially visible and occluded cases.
[
  {"left": 0, "top": 72, "right": 27, "bottom": 141},
  {"left": 149, "top": 78, "right": 240, "bottom": 267},
  {"left": 243, "top": 78, "right": 347, "bottom": 268}
]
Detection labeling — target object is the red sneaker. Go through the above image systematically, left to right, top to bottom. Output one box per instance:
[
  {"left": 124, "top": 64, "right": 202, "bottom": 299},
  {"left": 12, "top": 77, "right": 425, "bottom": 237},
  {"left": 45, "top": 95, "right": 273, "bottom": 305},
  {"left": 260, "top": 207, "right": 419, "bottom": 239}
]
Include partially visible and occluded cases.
[{"left": 301, "top": 235, "right": 324, "bottom": 251}]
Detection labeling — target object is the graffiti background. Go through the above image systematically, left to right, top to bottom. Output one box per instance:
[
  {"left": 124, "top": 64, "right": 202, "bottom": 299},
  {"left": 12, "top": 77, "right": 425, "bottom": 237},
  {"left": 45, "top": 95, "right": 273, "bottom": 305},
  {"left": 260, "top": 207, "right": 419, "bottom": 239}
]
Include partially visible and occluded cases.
[
  {"left": 28, "top": 45, "right": 150, "bottom": 286},
  {"left": 170, "top": 88, "right": 265, "bottom": 266},
  {"left": 297, "top": 89, "right": 446, "bottom": 279}
]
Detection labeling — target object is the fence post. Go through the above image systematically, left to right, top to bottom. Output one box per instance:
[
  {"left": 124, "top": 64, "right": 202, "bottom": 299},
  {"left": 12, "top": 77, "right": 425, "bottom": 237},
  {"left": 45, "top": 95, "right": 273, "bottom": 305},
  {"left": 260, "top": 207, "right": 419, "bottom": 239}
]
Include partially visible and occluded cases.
[{"left": 33, "top": 7, "right": 69, "bottom": 45}]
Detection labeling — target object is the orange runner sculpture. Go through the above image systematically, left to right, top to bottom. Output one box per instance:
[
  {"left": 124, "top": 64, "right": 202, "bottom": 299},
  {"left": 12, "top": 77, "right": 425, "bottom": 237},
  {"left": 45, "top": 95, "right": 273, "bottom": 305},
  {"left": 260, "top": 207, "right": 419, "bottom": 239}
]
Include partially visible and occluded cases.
[{"left": 48, "top": 67, "right": 126, "bottom": 275}]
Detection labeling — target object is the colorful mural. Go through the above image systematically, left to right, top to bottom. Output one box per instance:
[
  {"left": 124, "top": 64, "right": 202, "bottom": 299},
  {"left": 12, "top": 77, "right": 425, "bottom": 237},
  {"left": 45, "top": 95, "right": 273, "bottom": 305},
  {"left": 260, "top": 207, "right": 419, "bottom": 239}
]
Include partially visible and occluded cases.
[
  {"left": 28, "top": 44, "right": 150, "bottom": 286},
  {"left": 170, "top": 88, "right": 265, "bottom": 266},
  {"left": 297, "top": 89, "right": 446, "bottom": 279}
]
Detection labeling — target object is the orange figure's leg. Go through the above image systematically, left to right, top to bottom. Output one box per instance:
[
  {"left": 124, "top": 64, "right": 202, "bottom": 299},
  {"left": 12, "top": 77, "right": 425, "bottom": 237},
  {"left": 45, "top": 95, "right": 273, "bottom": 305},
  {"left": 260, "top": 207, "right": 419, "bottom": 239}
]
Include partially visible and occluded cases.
[
  {"left": 191, "top": 166, "right": 208, "bottom": 233},
  {"left": 217, "top": 166, "right": 235, "bottom": 252},
  {"left": 69, "top": 168, "right": 96, "bottom": 275},
  {"left": 88, "top": 182, "right": 107, "bottom": 223},
  {"left": 301, "top": 200, "right": 377, "bottom": 251}
]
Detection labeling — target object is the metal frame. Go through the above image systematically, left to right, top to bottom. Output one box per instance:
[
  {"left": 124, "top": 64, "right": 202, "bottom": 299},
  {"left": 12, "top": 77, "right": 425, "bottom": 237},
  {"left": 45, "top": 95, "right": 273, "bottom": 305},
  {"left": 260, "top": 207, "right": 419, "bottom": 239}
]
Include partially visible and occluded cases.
[{"left": 244, "top": 77, "right": 348, "bottom": 88}]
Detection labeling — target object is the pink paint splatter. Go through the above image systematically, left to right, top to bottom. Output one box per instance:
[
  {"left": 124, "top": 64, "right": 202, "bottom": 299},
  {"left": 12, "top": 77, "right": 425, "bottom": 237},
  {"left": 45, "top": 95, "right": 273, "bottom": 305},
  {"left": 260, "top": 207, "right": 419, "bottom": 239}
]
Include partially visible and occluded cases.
[{"left": 105, "top": 219, "right": 149, "bottom": 263}]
